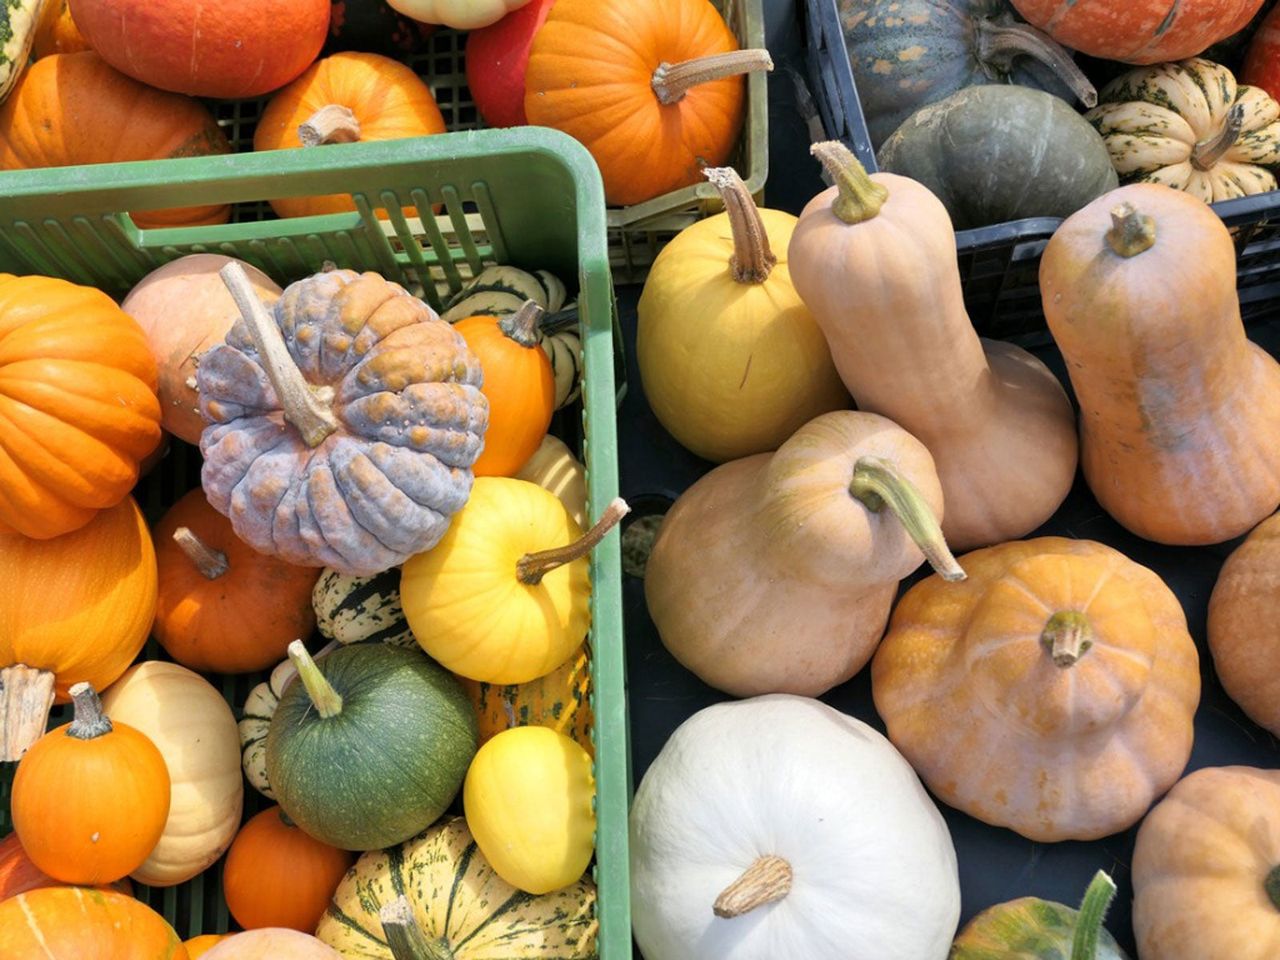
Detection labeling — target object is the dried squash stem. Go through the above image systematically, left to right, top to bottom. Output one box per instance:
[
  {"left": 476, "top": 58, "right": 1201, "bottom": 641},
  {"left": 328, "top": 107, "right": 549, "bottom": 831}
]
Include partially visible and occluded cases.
[
  {"left": 975, "top": 19, "right": 1096, "bottom": 107},
  {"left": 651, "top": 49, "right": 774, "bottom": 105},
  {"left": 1192, "top": 103, "right": 1245, "bottom": 171},
  {"left": 299, "top": 104, "right": 362, "bottom": 146},
  {"left": 810, "top": 140, "right": 888, "bottom": 224},
  {"left": 704, "top": 166, "right": 775, "bottom": 283},
  {"left": 1106, "top": 203, "right": 1156, "bottom": 258},
  {"left": 498, "top": 300, "right": 545, "bottom": 348},
  {"left": 850, "top": 457, "right": 965, "bottom": 581},
  {"left": 517, "top": 498, "right": 631, "bottom": 585},
  {"left": 173, "top": 527, "right": 229, "bottom": 580},
  {"left": 1041, "top": 611, "right": 1093, "bottom": 667},
  {"left": 0, "top": 665, "right": 56, "bottom": 761},
  {"left": 67, "top": 682, "right": 113, "bottom": 740},
  {"left": 713, "top": 856, "right": 793, "bottom": 918},
  {"left": 380, "top": 895, "right": 456, "bottom": 960}
]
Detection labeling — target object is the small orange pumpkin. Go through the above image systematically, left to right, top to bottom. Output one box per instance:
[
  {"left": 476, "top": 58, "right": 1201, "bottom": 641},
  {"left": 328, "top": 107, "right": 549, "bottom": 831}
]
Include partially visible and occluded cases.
[
  {"left": 456, "top": 300, "right": 556, "bottom": 477},
  {"left": 12, "top": 683, "right": 171, "bottom": 885},
  {"left": 0, "top": 832, "right": 132, "bottom": 900},
  {"left": 0, "top": 887, "right": 187, "bottom": 959},
  {"left": 185, "top": 935, "right": 232, "bottom": 959}
]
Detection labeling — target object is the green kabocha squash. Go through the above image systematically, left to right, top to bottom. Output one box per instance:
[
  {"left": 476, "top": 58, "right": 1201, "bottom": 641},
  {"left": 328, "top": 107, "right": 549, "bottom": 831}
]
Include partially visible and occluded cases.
[
  {"left": 0, "top": 0, "right": 45, "bottom": 104},
  {"left": 841, "top": 0, "right": 1096, "bottom": 148},
  {"left": 877, "top": 85, "right": 1118, "bottom": 229},
  {"left": 313, "top": 568, "right": 415, "bottom": 648},
  {"left": 265, "top": 642, "right": 478, "bottom": 850},
  {"left": 951, "top": 871, "right": 1130, "bottom": 960}
]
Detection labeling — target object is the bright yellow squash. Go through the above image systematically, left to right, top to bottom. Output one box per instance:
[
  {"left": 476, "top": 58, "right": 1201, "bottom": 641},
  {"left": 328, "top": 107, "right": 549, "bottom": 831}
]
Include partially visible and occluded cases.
[
  {"left": 636, "top": 166, "right": 848, "bottom": 463},
  {"left": 401, "top": 477, "right": 627, "bottom": 685},
  {"left": 463, "top": 727, "right": 595, "bottom": 895}
]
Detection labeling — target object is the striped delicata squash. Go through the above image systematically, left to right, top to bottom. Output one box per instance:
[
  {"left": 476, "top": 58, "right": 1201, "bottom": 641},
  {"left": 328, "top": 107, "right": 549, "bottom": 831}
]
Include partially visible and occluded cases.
[{"left": 1086, "top": 58, "right": 1280, "bottom": 202}]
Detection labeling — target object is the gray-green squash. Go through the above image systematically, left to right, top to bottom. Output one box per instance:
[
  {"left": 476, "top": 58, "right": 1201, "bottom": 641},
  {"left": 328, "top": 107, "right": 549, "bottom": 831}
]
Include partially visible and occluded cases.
[
  {"left": 877, "top": 85, "right": 1118, "bottom": 230},
  {"left": 265, "top": 641, "right": 478, "bottom": 851}
]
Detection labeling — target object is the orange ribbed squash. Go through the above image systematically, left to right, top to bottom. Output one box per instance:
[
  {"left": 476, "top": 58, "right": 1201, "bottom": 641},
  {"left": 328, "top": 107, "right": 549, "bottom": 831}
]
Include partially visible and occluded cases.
[{"left": 0, "top": 887, "right": 187, "bottom": 959}]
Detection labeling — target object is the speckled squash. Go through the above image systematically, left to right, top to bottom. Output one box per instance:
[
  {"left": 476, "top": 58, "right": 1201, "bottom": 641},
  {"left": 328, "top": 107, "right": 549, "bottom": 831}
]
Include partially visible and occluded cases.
[
  {"left": 0, "top": 1, "right": 45, "bottom": 102},
  {"left": 198, "top": 266, "right": 488, "bottom": 576},
  {"left": 313, "top": 567, "right": 414, "bottom": 647},
  {"left": 464, "top": 643, "right": 593, "bottom": 753}
]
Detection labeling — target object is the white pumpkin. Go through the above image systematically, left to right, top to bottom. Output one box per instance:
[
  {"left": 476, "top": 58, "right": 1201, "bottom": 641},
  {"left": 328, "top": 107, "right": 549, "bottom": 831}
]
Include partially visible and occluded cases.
[
  {"left": 384, "top": 0, "right": 531, "bottom": 31},
  {"left": 514, "top": 435, "right": 588, "bottom": 528},
  {"left": 101, "top": 661, "right": 243, "bottom": 887},
  {"left": 630, "top": 694, "right": 960, "bottom": 960}
]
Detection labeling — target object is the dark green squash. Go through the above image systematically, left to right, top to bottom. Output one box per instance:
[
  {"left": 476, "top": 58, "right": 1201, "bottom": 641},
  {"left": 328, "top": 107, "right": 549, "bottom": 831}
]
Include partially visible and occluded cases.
[
  {"left": 325, "top": 0, "right": 435, "bottom": 55},
  {"left": 840, "top": 0, "right": 1097, "bottom": 148},
  {"left": 876, "top": 85, "right": 1118, "bottom": 230},
  {"left": 265, "top": 641, "right": 478, "bottom": 851}
]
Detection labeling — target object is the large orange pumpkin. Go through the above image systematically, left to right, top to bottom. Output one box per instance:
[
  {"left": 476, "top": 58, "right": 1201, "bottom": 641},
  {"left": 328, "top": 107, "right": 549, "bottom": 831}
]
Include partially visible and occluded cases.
[
  {"left": 524, "top": 0, "right": 773, "bottom": 206},
  {"left": 0, "top": 53, "right": 232, "bottom": 228},
  {"left": 0, "top": 274, "right": 161, "bottom": 539},
  {"left": 0, "top": 496, "right": 158, "bottom": 761},
  {"left": 0, "top": 832, "right": 132, "bottom": 901},
  {"left": 0, "top": 887, "right": 188, "bottom": 959}
]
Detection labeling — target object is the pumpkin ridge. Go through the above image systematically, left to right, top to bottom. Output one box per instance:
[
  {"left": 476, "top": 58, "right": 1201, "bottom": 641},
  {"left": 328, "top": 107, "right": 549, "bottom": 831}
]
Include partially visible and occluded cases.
[
  {"left": 0, "top": 366, "right": 159, "bottom": 449},
  {"left": 0, "top": 396, "right": 132, "bottom": 506},
  {"left": 442, "top": 839, "right": 478, "bottom": 937},
  {"left": 450, "top": 888, "right": 537, "bottom": 950}
]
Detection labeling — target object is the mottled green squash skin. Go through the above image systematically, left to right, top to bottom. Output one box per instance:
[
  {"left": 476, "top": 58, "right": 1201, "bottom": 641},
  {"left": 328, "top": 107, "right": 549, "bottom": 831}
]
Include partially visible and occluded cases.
[{"left": 951, "top": 895, "right": 1131, "bottom": 960}]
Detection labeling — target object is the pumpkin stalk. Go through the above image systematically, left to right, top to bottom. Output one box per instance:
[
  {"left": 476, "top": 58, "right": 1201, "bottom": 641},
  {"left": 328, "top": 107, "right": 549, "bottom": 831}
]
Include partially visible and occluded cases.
[
  {"left": 975, "top": 19, "right": 1097, "bottom": 107},
  {"left": 651, "top": 49, "right": 774, "bottom": 105},
  {"left": 1191, "top": 103, "right": 1245, "bottom": 171},
  {"left": 299, "top": 104, "right": 362, "bottom": 146},
  {"left": 810, "top": 141, "right": 888, "bottom": 224},
  {"left": 704, "top": 166, "right": 776, "bottom": 283},
  {"left": 1106, "top": 203, "right": 1157, "bottom": 258},
  {"left": 219, "top": 263, "right": 339, "bottom": 448},
  {"left": 497, "top": 300, "right": 545, "bottom": 348},
  {"left": 850, "top": 457, "right": 965, "bottom": 582},
  {"left": 517, "top": 498, "right": 631, "bottom": 586},
  {"left": 172, "top": 526, "right": 229, "bottom": 580},
  {"left": 1042, "top": 611, "right": 1093, "bottom": 667},
  {"left": 286, "top": 640, "right": 344, "bottom": 719},
  {"left": 0, "top": 665, "right": 57, "bottom": 761},
  {"left": 67, "top": 682, "right": 113, "bottom": 740},
  {"left": 713, "top": 855, "right": 793, "bottom": 918},
  {"left": 1264, "top": 865, "right": 1280, "bottom": 911},
  {"left": 1070, "top": 870, "right": 1118, "bottom": 960},
  {"left": 379, "top": 895, "right": 456, "bottom": 960}
]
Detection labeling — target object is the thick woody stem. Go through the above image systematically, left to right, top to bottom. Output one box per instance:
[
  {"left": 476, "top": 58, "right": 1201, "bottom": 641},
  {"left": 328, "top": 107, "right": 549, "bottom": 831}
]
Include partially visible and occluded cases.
[
  {"left": 975, "top": 19, "right": 1096, "bottom": 107},
  {"left": 652, "top": 49, "right": 774, "bottom": 105},
  {"left": 1192, "top": 102, "right": 1245, "bottom": 171},
  {"left": 299, "top": 105, "right": 363, "bottom": 146},
  {"left": 810, "top": 140, "right": 888, "bottom": 224},
  {"left": 704, "top": 166, "right": 775, "bottom": 283},
  {"left": 1105, "top": 203, "right": 1156, "bottom": 258},
  {"left": 497, "top": 300, "right": 545, "bottom": 348},
  {"left": 850, "top": 457, "right": 965, "bottom": 582},
  {"left": 517, "top": 498, "right": 630, "bottom": 586},
  {"left": 173, "top": 527, "right": 229, "bottom": 580},
  {"left": 1042, "top": 611, "right": 1093, "bottom": 667},
  {"left": 286, "top": 640, "right": 344, "bottom": 719},
  {"left": 0, "top": 666, "right": 56, "bottom": 761},
  {"left": 67, "top": 682, "right": 113, "bottom": 740},
  {"left": 713, "top": 856, "right": 793, "bottom": 918},
  {"left": 1071, "top": 870, "right": 1118, "bottom": 960},
  {"left": 379, "top": 895, "right": 456, "bottom": 960}
]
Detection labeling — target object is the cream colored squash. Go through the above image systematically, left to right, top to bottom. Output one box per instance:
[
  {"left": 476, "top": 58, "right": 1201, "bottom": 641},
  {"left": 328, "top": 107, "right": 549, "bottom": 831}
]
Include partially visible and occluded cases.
[
  {"left": 384, "top": 0, "right": 530, "bottom": 30},
  {"left": 514, "top": 434, "right": 587, "bottom": 528},
  {"left": 102, "top": 661, "right": 242, "bottom": 886}
]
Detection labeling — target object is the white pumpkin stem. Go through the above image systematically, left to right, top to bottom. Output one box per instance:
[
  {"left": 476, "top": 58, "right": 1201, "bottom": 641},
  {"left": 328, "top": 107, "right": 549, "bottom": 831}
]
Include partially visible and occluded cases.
[
  {"left": 975, "top": 19, "right": 1096, "bottom": 108},
  {"left": 651, "top": 49, "right": 774, "bottom": 105},
  {"left": 1192, "top": 102, "right": 1245, "bottom": 171},
  {"left": 299, "top": 104, "right": 363, "bottom": 146},
  {"left": 810, "top": 141, "right": 888, "bottom": 224},
  {"left": 704, "top": 166, "right": 775, "bottom": 283},
  {"left": 1106, "top": 203, "right": 1156, "bottom": 258},
  {"left": 220, "top": 262, "right": 339, "bottom": 448},
  {"left": 497, "top": 300, "right": 544, "bottom": 348},
  {"left": 850, "top": 457, "right": 965, "bottom": 582},
  {"left": 517, "top": 498, "right": 631, "bottom": 586},
  {"left": 172, "top": 526, "right": 229, "bottom": 580},
  {"left": 1042, "top": 611, "right": 1093, "bottom": 667},
  {"left": 286, "top": 640, "right": 344, "bottom": 719},
  {"left": 0, "top": 665, "right": 56, "bottom": 761},
  {"left": 67, "top": 682, "right": 113, "bottom": 741},
  {"left": 713, "top": 856, "right": 793, "bottom": 918},
  {"left": 1070, "top": 870, "right": 1118, "bottom": 960},
  {"left": 380, "top": 894, "right": 456, "bottom": 960}
]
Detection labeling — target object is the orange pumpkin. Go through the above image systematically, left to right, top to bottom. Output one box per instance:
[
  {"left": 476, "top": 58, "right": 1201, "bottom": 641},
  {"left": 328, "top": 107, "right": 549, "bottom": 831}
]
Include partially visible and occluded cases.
[
  {"left": 32, "top": 0, "right": 90, "bottom": 57},
  {"left": 524, "top": 0, "right": 773, "bottom": 206},
  {"left": 254, "top": 52, "right": 446, "bottom": 219},
  {"left": 0, "top": 53, "right": 232, "bottom": 229},
  {"left": 0, "top": 274, "right": 162, "bottom": 539},
  {"left": 456, "top": 301, "right": 556, "bottom": 476},
  {"left": 154, "top": 488, "right": 322, "bottom": 674},
  {"left": 0, "top": 496, "right": 158, "bottom": 761},
  {"left": 464, "top": 643, "right": 593, "bottom": 754},
  {"left": 12, "top": 683, "right": 171, "bottom": 885},
  {"left": 222, "top": 806, "right": 356, "bottom": 932},
  {"left": 0, "top": 832, "right": 132, "bottom": 901},
  {"left": 0, "top": 887, "right": 188, "bottom": 959},
  {"left": 185, "top": 934, "right": 233, "bottom": 958}
]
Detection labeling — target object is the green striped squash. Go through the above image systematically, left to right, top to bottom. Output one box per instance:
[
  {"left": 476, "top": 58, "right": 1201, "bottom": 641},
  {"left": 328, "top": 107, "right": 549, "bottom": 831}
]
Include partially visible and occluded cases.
[
  {"left": 0, "top": 0, "right": 44, "bottom": 104},
  {"left": 313, "top": 567, "right": 415, "bottom": 648},
  {"left": 316, "top": 817, "right": 597, "bottom": 959}
]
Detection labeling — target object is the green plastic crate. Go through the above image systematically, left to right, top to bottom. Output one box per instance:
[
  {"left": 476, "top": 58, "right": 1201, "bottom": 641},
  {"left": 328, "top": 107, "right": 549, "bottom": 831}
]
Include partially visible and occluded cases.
[{"left": 0, "top": 126, "right": 629, "bottom": 958}]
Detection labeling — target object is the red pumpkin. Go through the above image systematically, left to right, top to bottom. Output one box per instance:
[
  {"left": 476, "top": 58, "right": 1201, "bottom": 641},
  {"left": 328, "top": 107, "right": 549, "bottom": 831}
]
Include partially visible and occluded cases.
[
  {"left": 67, "top": 0, "right": 331, "bottom": 98},
  {"left": 465, "top": 0, "right": 555, "bottom": 127},
  {"left": 1244, "top": 4, "right": 1280, "bottom": 101}
]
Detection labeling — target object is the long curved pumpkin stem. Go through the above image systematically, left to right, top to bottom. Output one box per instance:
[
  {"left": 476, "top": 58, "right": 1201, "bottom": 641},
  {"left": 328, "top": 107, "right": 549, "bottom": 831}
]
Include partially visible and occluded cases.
[
  {"left": 975, "top": 19, "right": 1096, "bottom": 107},
  {"left": 651, "top": 49, "right": 773, "bottom": 105},
  {"left": 1192, "top": 102, "right": 1245, "bottom": 171},
  {"left": 299, "top": 104, "right": 362, "bottom": 146},
  {"left": 810, "top": 141, "right": 888, "bottom": 224},
  {"left": 704, "top": 166, "right": 776, "bottom": 283},
  {"left": 1106, "top": 203, "right": 1156, "bottom": 258},
  {"left": 850, "top": 457, "right": 965, "bottom": 582},
  {"left": 517, "top": 498, "right": 631, "bottom": 586},
  {"left": 286, "top": 640, "right": 343, "bottom": 719},
  {"left": 0, "top": 665, "right": 56, "bottom": 761},
  {"left": 67, "top": 682, "right": 113, "bottom": 741},
  {"left": 714, "top": 856, "right": 793, "bottom": 918},
  {"left": 1070, "top": 870, "right": 1118, "bottom": 960},
  {"left": 380, "top": 895, "right": 456, "bottom": 960}
]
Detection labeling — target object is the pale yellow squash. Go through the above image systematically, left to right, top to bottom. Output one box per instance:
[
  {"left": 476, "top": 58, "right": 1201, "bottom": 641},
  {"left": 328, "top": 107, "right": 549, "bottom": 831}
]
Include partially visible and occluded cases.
[{"left": 514, "top": 434, "right": 587, "bottom": 528}]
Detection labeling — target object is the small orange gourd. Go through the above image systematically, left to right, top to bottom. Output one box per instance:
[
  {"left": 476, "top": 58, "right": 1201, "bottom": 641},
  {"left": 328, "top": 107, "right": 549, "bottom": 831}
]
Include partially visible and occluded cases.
[
  {"left": 456, "top": 301, "right": 556, "bottom": 477},
  {"left": 12, "top": 683, "right": 171, "bottom": 884},
  {"left": 0, "top": 887, "right": 187, "bottom": 959},
  {"left": 185, "top": 935, "right": 232, "bottom": 959}
]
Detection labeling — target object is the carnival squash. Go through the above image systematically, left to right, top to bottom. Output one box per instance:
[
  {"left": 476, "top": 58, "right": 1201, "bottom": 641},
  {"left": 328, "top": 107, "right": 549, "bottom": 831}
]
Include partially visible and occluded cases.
[
  {"left": 33, "top": 0, "right": 88, "bottom": 57},
  {"left": 67, "top": 0, "right": 330, "bottom": 98},
  {"left": 386, "top": 0, "right": 530, "bottom": 28},
  {"left": 465, "top": 0, "right": 556, "bottom": 127},
  {"left": 524, "top": 0, "right": 773, "bottom": 206},
  {"left": 841, "top": 0, "right": 1096, "bottom": 148},
  {"left": 1008, "top": 0, "right": 1262, "bottom": 62},
  {"left": 1243, "top": 3, "right": 1280, "bottom": 101},
  {"left": 0, "top": 53, "right": 232, "bottom": 228},
  {"left": 254, "top": 53, "right": 446, "bottom": 219},
  {"left": 1086, "top": 58, "right": 1280, "bottom": 202},
  {"left": 878, "top": 85, "right": 1118, "bottom": 229},
  {"left": 789, "top": 142, "right": 1077, "bottom": 551},
  {"left": 637, "top": 167, "right": 848, "bottom": 462},
  {"left": 1041, "top": 183, "right": 1280, "bottom": 544},
  {"left": 122, "top": 255, "right": 283, "bottom": 445},
  {"left": 198, "top": 264, "right": 488, "bottom": 576},
  {"left": 0, "top": 273, "right": 162, "bottom": 538},
  {"left": 646, "top": 410, "right": 962, "bottom": 697},
  {"left": 514, "top": 435, "right": 588, "bottom": 527},
  {"left": 402, "top": 477, "right": 628, "bottom": 685},
  {"left": 154, "top": 488, "right": 321, "bottom": 673},
  {"left": 0, "top": 496, "right": 157, "bottom": 761},
  {"left": 872, "top": 537, "right": 1201, "bottom": 841},
  {"left": 314, "top": 568, "right": 414, "bottom": 647},
  {"left": 265, "top": 642, "right": 477, "bottom": 850},
  {"left": 464, "top": 642, "right": 592, "bottom": 752},
  {"left": 101, "top": 661, "right": 243, "bottom": 887},
  {"left": 13, "top": 683, "right": 171, "bottom": 884},
  {"left": 632, "top": 695, "right": 960, "bottom": 960},
  {"left": 223, "top": 806, "right": 355, "bottom": 932},
  {"left": 316, "top": 817, "right": 597, "bottom": 958},
  {"left": 0, "top": 831, "right": 132, "bottom": 900},
  {"left": 0, "top": 887, "right": 187, "bottom": 960},
  {"left": 204, "top": 929, "right": 342, "bottom": 960}
]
